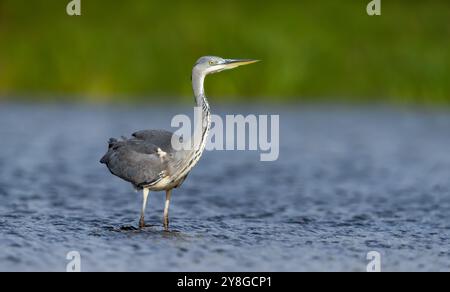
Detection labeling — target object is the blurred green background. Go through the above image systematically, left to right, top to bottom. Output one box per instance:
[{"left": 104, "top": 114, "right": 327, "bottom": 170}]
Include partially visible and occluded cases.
[{"left": 0, "top": 0, "right": 449, "bottom": 104}]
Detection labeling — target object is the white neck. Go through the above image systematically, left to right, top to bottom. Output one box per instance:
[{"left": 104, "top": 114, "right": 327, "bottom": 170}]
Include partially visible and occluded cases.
[
  {"left": 172, "top": 69, "right": 212, "bottom": 182},
  {"left": 191, "top": 69, "right": 211, "bottom": 151}
]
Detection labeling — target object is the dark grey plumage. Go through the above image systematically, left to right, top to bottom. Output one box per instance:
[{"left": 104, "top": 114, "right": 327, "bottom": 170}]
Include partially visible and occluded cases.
[{"left": 100, "top": 130, "right": 180, "bottom": 189}]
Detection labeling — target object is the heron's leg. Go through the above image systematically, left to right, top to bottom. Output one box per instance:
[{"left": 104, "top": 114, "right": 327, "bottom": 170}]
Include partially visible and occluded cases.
[
  {"left": 139, "top": 188, "right": 150, "bottom": 228},
  {"left": 163, "top": 189, "right": 172, "bottom": 231}
]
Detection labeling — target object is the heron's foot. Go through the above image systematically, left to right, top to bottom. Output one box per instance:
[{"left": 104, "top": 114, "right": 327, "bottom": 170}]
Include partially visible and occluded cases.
[
  {"left": 163, "top": 216, "right": 170, "bottom": 232},
  {"left": 139, "top": 217, "right": 146, "bottom": 229}
]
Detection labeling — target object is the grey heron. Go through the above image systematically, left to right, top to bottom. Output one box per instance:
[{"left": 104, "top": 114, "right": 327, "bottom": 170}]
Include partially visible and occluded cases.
[{"left": 100, "top": 56, "right": 258, "bottom": 230}]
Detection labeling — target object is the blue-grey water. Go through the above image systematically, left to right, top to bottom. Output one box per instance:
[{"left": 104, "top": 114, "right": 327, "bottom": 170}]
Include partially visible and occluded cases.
[{"left": 0, "top": 104, "right": 449, "bottom": 272}]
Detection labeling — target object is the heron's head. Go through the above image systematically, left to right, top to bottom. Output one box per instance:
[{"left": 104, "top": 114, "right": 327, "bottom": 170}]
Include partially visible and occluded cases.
[{"left": 194, "top": 56, "right": 259, "bottom": 76}]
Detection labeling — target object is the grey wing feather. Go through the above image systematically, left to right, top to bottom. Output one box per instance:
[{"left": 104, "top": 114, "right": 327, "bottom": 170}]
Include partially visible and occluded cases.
[
  {"left": 100, "top": 129, "right": 189, "bottom": 188},
  {"left": 132, "top": 130, "right": 183, "bottom": 153},
  {"left": 100, "top": 134, "right": 171, "bottom": 187}
]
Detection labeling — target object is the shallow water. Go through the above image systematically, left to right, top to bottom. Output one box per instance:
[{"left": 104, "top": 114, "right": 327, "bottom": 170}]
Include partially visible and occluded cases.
[{"left": 0, "top": 104, "right": 449, "bottom": 272}]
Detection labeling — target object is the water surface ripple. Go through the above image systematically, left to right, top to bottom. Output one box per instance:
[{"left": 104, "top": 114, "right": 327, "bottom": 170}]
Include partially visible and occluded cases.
[{"left": 0, "top": 104, "right": 449, "bottom": 271}]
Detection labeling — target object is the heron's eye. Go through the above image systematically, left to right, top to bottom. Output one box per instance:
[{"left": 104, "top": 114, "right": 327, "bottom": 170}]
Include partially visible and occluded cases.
[{"left": 209, "top": 61, "right": 215, "bottom": 65}]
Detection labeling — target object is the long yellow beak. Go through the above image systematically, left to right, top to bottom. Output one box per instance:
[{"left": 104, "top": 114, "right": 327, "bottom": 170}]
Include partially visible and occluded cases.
[{"left": 223, "top": 59, "right": 260, "bottom": 69}]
